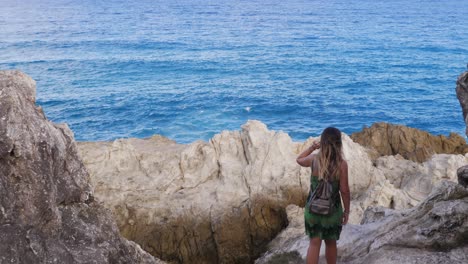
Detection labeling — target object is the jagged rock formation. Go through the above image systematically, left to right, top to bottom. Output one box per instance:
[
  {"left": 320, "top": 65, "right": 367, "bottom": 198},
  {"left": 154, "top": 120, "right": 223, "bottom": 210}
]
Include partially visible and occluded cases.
[
  {"left": 0, "top": 70, "right": 162, "bottom": 263},
  {"left": 456, "top": 70, "right": 468, "bottom": 136},
  {"left": 77, "top": 120, "right": 467, "bottom": 263},
  {"left": 78, "top": 121, "right": 382, "bottom": 263},
  {"left": 350, "top": 122, "right": 467, "bottom": 162},
  {"left": 348, "top": 153, "right": 467, "bottom": 224},
  {"left": 256, "top": 181, "right": 468, "bottom": 264}
]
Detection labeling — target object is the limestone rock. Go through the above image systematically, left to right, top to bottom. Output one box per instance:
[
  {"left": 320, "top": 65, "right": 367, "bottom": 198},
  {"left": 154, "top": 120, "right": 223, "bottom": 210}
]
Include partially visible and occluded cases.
[
  {"left": 0, "top": 70, "right": 161, "bottom": 264},
  {"left": 456, "top": 70, "right": 468, "bottom": 136},
  {"left": 78, "top": 116, "right": 468, "bottom": 262},
  {"left": 77, "top": 121, "right": 379, "bottom": 263},
  {"left": 350, "top": 122, "right": 467, "bottom": 162},
  {"left": 78, "top": 124, "right": 292, "bottom": 263},
  {"left": 348, "top": 153, "right": 467, "bottom": 223},
  {"left": 374, "top": 154, "right": 466, "bottom": 207},
  {"left": 458, "top": 165, "right": 468, "bottom": 187},
  {"left": 256, "top": 181, "right": 468, "bottom": 264}
]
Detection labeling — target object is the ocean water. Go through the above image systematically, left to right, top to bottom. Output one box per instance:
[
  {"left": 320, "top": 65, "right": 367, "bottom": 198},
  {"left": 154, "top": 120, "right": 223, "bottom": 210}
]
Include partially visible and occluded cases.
[{"left": 1, "top": 0, "right": 467, "bottom": 143}]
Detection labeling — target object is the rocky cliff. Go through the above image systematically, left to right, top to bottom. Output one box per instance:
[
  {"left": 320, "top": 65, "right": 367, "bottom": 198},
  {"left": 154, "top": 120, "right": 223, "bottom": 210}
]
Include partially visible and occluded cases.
[
  {"left": 0, "top": 70, "right": 163, "bottom": 263},
  {"left": 77, "top": 120, "right": 467, "bottom": 263}
]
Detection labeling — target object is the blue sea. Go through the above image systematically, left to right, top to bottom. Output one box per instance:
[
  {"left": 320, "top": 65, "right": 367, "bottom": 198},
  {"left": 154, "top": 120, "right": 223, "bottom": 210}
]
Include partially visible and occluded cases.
[{"left": 1, "top": 0, "right": 467, "bottom": 143}]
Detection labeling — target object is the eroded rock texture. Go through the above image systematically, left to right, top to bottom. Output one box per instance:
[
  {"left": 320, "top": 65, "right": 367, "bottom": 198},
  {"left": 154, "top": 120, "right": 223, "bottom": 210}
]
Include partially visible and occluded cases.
[
  {"left": 0, "top": 70, "right": 161, "bottom": 264},
  {"left": 456, "top": 70, "right": 468, "bottom": 136},
  {"left": 78, "top": 119, "right": 467, "bottom": 263},
  {"left": 78, "top": 121, "right": 381, "bottom": 263},
  {"left": 78, "top": 122, "right": 302, "bottom": 263},
  {"left": 350, "top": 122, "right": 467, "bottom": 162},
  {"left": 349, "top": 153, "right": 467, "bottom": 223},
  {"left": 256, "top": 181, "right": 468, "bottom": 264}
]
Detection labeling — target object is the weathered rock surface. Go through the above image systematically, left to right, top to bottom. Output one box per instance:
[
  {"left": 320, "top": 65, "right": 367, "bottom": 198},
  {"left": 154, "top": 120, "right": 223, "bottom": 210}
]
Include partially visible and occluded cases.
[
  {"left": 0, "top": 70, "right": 162, "bottom": 263},
  {"left": 456, "top": 70, "right": 468, "bottom": 136},
  {"left": 77, "top": 118, "right": 467, "bottom": 263},
  {"left": 78, "top": 121, "right": 381, "bottom": 263},
  {"left": 350, "top": 122, "right": 467, "bottom": 162},
  {"left": 348, "top": 153, "right": 467, "bottom": 224},
  {"left": 256, "top": 181, "right": 468, "bottom": 264}
]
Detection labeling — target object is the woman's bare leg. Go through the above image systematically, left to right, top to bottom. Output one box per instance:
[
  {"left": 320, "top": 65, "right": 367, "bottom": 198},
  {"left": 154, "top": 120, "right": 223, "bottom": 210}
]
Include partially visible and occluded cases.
[
  {"left": 306, "top": 237, "right": 322, "bottom": 264},
  {"left": 324, "top": 239, "right": 337, "bottom": 264}
]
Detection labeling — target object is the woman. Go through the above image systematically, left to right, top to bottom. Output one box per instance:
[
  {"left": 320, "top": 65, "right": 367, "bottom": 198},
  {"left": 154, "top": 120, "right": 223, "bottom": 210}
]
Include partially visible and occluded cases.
[{"left": 296, "top": 127, "right": 350, "bottom": 264}]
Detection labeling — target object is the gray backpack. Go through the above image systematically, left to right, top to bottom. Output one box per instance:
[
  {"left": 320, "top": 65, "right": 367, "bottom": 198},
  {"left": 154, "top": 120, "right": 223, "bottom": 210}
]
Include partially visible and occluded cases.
[{"left": 307, "top": 158, "right": 339, "bottom": 215}]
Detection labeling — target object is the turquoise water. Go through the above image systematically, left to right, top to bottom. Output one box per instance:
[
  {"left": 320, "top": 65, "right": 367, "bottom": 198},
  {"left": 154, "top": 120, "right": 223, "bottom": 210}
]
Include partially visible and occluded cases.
[{"left": 1, "top": 0, "right": 467, "bottom": 143}]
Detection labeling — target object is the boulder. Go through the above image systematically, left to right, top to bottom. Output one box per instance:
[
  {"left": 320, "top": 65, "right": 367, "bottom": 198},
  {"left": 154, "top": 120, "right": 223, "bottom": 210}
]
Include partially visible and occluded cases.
[
  {"left": 0, "top": 70, "right": 162, "bottom": 264},
  {"left": 456, "top": 70, "right": 468, "bottom": 136},
  {"left": 350, "top": 122, "right": 467, "bottom": 162},
  {"left": 256, "top": 181, "right": 468, "bottom": 264}
]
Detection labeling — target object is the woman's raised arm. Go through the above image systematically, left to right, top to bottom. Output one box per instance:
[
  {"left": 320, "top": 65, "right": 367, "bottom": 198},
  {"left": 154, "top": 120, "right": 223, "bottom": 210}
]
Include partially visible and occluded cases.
[{"left": 296, "top": 142, "right": 319, "bottom": 167}]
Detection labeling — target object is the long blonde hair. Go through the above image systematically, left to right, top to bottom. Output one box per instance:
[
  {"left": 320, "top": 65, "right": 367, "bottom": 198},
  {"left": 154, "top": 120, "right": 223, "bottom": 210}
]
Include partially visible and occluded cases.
[{"left": 317, "top": 127, "right": 344, "bottom": 181}]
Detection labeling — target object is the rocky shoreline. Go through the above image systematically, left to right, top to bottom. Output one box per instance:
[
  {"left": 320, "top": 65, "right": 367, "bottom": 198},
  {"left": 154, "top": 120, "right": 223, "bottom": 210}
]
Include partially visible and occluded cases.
[
  {"left": 1, "top": 70, "right": 468, "bottom": 264},
  {"left": 76, "top": 121, "right": 467, "bottom": 264}
]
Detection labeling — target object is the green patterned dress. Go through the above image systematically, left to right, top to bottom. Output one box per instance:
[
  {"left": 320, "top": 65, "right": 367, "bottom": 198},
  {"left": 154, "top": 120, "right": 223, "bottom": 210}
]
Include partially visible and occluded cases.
[{"left": 304, "top": 174, "right": 343, "bottom": 240}]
